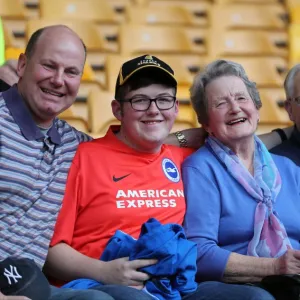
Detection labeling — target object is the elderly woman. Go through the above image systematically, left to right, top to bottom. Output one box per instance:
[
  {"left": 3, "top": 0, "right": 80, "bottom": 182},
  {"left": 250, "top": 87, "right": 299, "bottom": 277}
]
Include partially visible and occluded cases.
[{"left": 183, "top": 60, "right": 300, "bottom": 299}]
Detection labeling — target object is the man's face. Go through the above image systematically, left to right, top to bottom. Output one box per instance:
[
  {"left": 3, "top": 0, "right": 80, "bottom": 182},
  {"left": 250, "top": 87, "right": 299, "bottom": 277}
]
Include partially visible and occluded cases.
[
  {"left": 17, "top": 27, "right": 85, "bottom": 127},
  {"left": 286, "top": 71, "right": 300, "bottom": 131},
  {"left": 112, "top": 83, "right": 178, "bottom": 153}
]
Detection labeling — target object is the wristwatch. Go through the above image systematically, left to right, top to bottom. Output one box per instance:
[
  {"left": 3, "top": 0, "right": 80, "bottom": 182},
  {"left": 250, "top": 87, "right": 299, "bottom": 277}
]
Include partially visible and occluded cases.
[{"left": 174, "top": 131, "right": 188, "bottom": 148}]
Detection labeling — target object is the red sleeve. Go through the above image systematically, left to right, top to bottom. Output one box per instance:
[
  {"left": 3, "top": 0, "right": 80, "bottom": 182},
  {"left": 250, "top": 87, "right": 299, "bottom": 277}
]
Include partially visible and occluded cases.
[{"left": 50, "top": 151, "right": 82, "bottom": 247}]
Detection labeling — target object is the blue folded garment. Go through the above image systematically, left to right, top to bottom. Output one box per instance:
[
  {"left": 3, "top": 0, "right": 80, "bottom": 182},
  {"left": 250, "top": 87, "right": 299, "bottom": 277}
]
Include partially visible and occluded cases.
[{"left": 62, "top": 218, "right": 197, "bottom": 300}]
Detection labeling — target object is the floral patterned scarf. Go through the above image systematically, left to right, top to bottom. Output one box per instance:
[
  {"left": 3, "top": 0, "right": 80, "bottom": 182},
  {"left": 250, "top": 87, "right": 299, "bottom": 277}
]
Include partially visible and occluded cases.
[{"left": 206, "top": 135, "right": 291, "bottom": 257}]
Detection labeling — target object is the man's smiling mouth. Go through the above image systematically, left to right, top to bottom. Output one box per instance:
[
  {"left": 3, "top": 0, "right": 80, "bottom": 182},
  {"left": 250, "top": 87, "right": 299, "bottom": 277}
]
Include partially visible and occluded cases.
[{"left": 41, "top": 88, "right": 64, "bottom": 97}]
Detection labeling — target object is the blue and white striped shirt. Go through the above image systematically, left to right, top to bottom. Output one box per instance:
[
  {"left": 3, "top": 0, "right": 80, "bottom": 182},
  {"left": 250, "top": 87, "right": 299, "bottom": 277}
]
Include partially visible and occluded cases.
[{"left": 0, "top": 85, "right": 91, "bottom": 267}]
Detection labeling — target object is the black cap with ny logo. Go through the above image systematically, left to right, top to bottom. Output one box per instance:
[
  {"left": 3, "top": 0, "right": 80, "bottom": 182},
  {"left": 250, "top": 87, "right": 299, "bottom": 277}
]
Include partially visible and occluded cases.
[{"left": 0, "top": 257, "right": 51, "bottom": 300}]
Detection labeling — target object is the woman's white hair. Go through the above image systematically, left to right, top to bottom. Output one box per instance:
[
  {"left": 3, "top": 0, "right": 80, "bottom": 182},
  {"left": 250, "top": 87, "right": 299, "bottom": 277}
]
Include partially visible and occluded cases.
[{"left": 190, "top": 60, "right": 262, "bottom": 125}]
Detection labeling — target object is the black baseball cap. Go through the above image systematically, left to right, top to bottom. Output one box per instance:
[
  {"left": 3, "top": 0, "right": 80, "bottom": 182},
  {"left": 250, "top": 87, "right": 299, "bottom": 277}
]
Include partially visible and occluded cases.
[
  {"left": 115, "top": 54, "right": 177, "bottom": 98},
  {"left": 0, "top": 257, "right": 51, "bottom": 300}
]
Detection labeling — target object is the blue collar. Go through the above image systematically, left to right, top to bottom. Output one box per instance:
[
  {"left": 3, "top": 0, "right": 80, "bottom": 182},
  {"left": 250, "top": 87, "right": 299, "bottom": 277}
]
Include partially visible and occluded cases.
[{"left": 2, "top": 85, "right": 61, "bottom": 145}]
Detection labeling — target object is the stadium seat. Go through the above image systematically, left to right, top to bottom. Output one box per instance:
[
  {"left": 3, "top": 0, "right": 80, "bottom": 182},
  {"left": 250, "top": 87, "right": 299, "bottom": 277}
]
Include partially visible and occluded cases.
[
  {"left": 0, "top": 0, "right": 25, "bottom": 18},
  {"left": 0, "top": 0, "right": 27, "bottom": 49},
  {"left": 21, "top": 0, "right": 40, "bottom": 19},
  {"left": 40, "top": 0, "right": 117, "bottom": 23},
  {"left": 70, "top": 0, "right": 120, "bottom": 50},
  {"left": 105, "top": 0, "right": 131, "bottom": 23},
  {"left": 108, "top": 0, "right": 131, "bottom": 11},
  {"left": 132, "top": 0, "right": 148, "bottom": 5},
  {"left": 142, "top": 0, "right": 209, "bottom": 3},
  {"left": 215, "top": 0, "right": 281, "bottom": 4},
  {"left": 281, "top": 0, "right": 300, "bottom": 8},
  {"left": 148, "top": 1, "right": 212, "bottom": 27},
  {"left": 212, "top": 3, "right": 287, "bottom": 30},
  {"left": 290, "top": 4, "right": 300, "bottom": 24},
  {"left": 126, "top": 6, "right": 197, "bottom": 26},
  {"left": 28, "top": 18, "right": 119, "bottom": 53},
  {"left": 27, "top": 19, "right": 108, "bottom": 51},
  {"left": 2, "top": 20, "right": 27, "bottom": 48},
  {"left": 119, "top": 24, "right": 207, "bottom": 55},
  {"left": 289, "top": 24, "right": 300, "bottom": 65},
  {"left": 3, "top": 25, "right": 14, "bottom": 48},
  {"left": 184, "top": 27, "right": 208, "bottom": 53},
  {"left": 211, "top": 30, "right": 288, "bottom": 58},
  {"left": 5, "top": 46, "right": 23, "bottom": 60},
  {"left": 84, "top": 52, "right": 109, "bottom": 88},
  {"left": 155, "top": 54, "right": 208, "bottom": 101},
  {"left": 159, "top": 54, "right": 205, "bottom": 84},
  {"left": 105, "top": 55, "right": 132, "bottom": 92},
  {"left": 226, "top": 57, "right": 287, "bottom": 88},
  {"left": 81, "top": 64, "right": 97, "bottom": 81},
  {"left": 63, "top": 82, "right": 115, "bottom": 134},
  {"left": 77, "top": 82, "right": 103, "bottom": 102},
  {"left": 62, "top": 83, "right": 105, "bottom": 132},
  {"left": 87, "top": 87, "right": 119, "bottom": 136},
  {"left": 257, "top": 88, "right": 291, "bottom": 133},
  {"left": 259, "top": 88, "right": 291, "bottom": 124},
  {"left": 172, "top": 102, "right": 198, "bottom": 132},
  {"left": 59, "top": 105, "right": 90, "bottom": 133}
]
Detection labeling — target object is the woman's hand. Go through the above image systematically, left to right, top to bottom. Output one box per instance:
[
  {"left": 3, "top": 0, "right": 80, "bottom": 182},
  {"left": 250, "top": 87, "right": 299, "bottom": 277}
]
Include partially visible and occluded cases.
[{"left": 273, "top": 249, "right": 300, "bottom": 275}]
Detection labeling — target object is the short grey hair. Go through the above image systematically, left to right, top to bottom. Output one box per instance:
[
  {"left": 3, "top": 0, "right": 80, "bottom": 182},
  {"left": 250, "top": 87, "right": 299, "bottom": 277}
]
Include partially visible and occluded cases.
[
  {"left": 190, "top": 60, "right": 262, "bottom": 125},
  {"left": 284, "top": 64, "right": 300, "bottom": 100}
]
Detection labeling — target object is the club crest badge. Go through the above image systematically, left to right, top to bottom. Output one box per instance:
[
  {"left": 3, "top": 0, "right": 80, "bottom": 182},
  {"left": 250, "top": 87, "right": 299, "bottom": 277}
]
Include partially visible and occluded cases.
[{"left": 162, "top": 158, "right": 180, "bottom": 183}]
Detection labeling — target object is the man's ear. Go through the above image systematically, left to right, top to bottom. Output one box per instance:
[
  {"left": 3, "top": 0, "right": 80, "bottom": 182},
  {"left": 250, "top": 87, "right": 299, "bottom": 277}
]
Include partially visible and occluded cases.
[
  {"left": 16, "top": 53, "right": 27, "bottom": 78},
  {"left": 111, "top": 99, "right": 123, "bottom": 121},
  {"left": 284, "top": 100, "right": 294, "bottom": 122}
]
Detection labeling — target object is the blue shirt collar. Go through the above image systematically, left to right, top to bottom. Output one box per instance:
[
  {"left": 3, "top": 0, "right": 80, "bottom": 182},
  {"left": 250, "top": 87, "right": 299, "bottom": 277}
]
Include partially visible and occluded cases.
[{"left": 2, "top": 85, "right": 61, "bottom": 145}]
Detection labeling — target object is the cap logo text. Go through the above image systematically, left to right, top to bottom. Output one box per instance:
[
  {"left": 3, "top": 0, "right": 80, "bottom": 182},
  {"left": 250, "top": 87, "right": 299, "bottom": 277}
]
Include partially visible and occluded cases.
[
  {"left": 137, "top": 55, "right": 160, "bottom": 67},
  {"left": 4, "top": 265, "right": 22, "bottom": 285}
]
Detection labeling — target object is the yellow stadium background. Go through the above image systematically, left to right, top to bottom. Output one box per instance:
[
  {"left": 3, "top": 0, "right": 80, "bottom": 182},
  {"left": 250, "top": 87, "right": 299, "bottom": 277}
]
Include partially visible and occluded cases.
[{"left": 1, "top": 0, "right": 298, "bottom": 137}]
